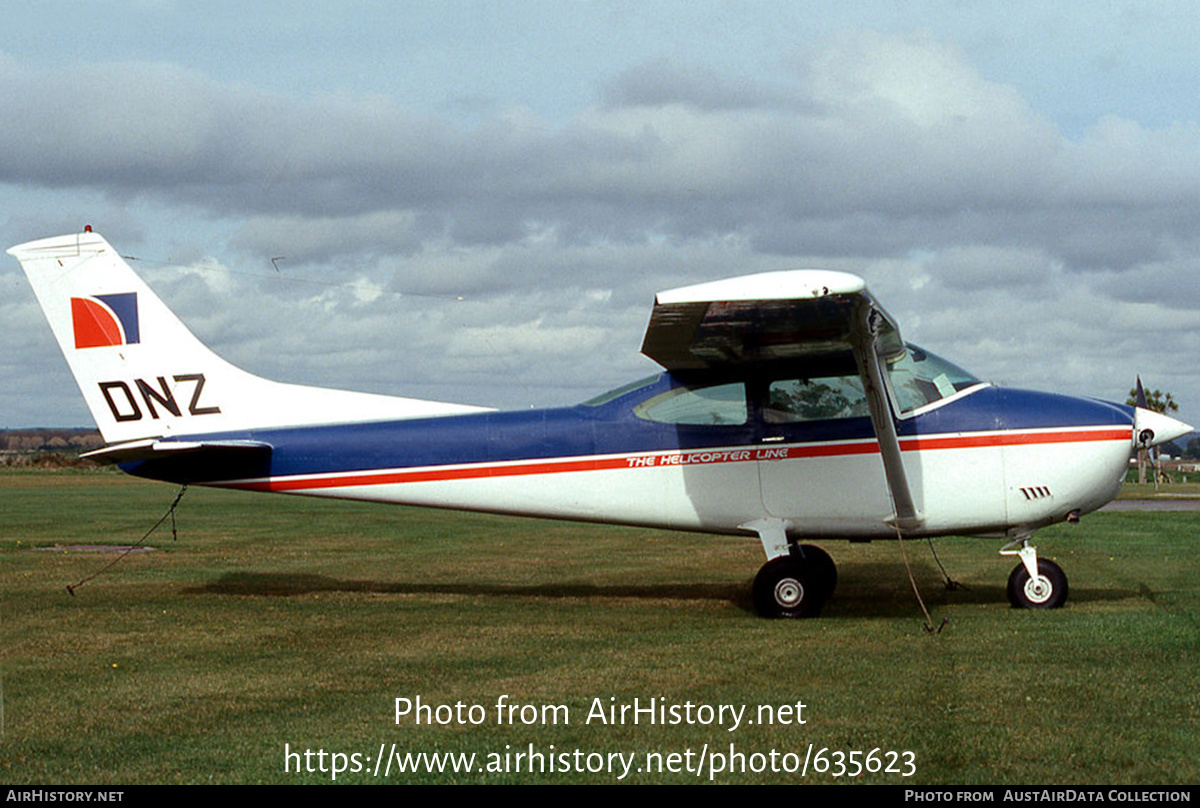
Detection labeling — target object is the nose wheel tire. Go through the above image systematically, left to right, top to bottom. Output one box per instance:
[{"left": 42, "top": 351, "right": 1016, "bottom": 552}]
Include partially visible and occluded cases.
[
  {"left": 753, "top": 556, "right": 825, "bottom": 618},
  {"left": 1006, "top": 558, "right": 1068, "bottom": 609}
]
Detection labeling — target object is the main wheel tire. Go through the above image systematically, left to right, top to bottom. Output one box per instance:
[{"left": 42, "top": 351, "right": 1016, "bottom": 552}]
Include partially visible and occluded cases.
[
  {"left": 798, "top": 544, "right": 837, "bottom": 600},
  {"left": 753, "top": 557, "right": 824, "bottom": 618},
  {"left": 1006, "top": 559, "right": 1068, "bottom": 609}
]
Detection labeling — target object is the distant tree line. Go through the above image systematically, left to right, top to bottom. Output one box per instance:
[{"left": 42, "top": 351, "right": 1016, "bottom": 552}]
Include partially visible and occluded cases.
[
  {"left": 0, "top": 429, "right": 104, "bottom": 468},
  {"left": 1184, "top": 438, "right": 1200, "bottom": 460}
]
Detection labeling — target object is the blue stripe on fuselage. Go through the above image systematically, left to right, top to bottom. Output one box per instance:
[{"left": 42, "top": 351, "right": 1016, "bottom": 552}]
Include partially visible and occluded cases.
[{"left": 121, "top": 375, "right": 1133, "bottom": 484}]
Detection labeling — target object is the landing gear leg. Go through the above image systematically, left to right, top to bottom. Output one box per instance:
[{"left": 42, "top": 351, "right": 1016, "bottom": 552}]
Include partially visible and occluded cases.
[{"left": 1000, "top": 538, "right": 1068, "bottom": 609}]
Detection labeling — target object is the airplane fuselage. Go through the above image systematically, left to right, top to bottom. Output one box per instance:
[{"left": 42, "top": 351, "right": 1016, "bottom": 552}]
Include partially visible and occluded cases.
[{"left": 124, "top": 373, "right": 1135, "bottom": 542}]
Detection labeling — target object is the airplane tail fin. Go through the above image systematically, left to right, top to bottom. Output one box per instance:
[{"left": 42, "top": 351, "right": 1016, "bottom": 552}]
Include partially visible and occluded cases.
[{"left": 9, "top": 230, "right": 485, "bottom": 446}]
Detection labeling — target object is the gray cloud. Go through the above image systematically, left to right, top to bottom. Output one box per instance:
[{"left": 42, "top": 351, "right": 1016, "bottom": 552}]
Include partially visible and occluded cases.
[
  {"left": 3, "top": 30, "right": 1199, "bottom": 427},
  {"left": 4, "top": 38, "right": 1199, "bottom": 273},
  {"left": 602, "top": 58, "right": 807, "bottom": 112}
]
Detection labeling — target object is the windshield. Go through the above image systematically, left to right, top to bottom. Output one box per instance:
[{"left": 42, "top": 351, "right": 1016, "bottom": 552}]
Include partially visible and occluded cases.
[{"left": 887, "top": 344, "right": 982, "bottom": 413}]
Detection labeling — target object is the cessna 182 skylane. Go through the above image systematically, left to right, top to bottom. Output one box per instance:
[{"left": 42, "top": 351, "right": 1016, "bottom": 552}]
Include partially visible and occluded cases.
[{"left": 10, "top": 230, "right": 1192, "bottom": 618}]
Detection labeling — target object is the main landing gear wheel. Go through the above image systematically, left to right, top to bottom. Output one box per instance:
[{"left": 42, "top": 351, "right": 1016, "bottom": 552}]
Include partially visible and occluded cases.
[
  {"left": 798, "top": 544, "right": 837, "bottom": 600},
  {"left": 753, "top": 556, "right": 826, "bottom": 619},
  {"left": 1006, "top": 558, "right": 1068, "bottom": 609}
]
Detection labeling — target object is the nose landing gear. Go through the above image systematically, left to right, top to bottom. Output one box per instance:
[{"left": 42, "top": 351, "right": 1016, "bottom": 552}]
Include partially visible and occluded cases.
[{"left": 1001, "top": 539, "right": 1068, "bottom": 609}]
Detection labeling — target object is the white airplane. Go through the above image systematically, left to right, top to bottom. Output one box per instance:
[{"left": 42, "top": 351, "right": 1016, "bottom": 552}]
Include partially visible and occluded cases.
[{"left": 10, "top": 230, "right": 1192, "bottom": 618}]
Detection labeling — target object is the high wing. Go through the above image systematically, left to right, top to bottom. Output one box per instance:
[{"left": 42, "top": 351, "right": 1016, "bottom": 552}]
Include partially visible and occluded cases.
[
  {"left": 641, "top": 270, "right": 923, "bottom": 530},
  {"left": 641, "top": 270, "right": 905, "bottom": 371}
]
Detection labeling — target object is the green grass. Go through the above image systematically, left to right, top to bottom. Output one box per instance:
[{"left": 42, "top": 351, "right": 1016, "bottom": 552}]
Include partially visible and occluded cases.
[
  {"left": 1, "top": 470, "right": 1197, "bottom": 784},
  {"left": 1118, "top": 480, "right": 1200, "bottom": 498}
]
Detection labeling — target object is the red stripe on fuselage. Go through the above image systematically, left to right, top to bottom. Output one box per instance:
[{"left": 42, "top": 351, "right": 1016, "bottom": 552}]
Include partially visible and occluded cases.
[
  {"left": 216, "top": 426, "right": 1132, "bottom": 494},
  {"left": 899, "top": 428, "right": 1131, "bottom": 451},
  {"left": 226, "top": 455, "right": 635, "bottom": 493}
]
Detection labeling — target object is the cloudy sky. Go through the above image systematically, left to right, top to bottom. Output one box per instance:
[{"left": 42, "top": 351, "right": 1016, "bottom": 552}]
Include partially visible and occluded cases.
[{"left": 2, "top": 1, "right": 1199, "bottom": 431}]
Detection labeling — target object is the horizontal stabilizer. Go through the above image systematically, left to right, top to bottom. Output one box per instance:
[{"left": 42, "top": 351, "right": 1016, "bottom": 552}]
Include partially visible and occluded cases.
[
  {"left": 84, "top": 438, "right": 274, "bottom": 484},
  {"left": 82, "top": 439, "right": 273, "bottom": 464}
]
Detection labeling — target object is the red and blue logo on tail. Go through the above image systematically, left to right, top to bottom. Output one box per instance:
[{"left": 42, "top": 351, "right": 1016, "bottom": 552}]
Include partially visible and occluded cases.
[{"left": 71, "top": 293, "right": 140, "bottom": 349}]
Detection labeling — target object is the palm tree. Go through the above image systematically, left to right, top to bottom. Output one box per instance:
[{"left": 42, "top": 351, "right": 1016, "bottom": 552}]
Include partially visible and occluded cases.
[{"left": 1126, "top": 382, "right": 1180, "bottom": 485}]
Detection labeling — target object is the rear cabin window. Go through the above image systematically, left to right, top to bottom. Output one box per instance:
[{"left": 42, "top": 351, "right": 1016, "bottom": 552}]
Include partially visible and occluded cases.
[
  {"left": 581, "top": 375, "right": 660, "bottom": 407},
  {"left": 633, "top": 382, "right": 748, "bottom": 426}
]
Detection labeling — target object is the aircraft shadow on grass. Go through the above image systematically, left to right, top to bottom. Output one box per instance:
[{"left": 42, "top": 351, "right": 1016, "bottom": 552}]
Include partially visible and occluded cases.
[{"left": 186, "top": 566, "right": 1142, "bottom": 618}]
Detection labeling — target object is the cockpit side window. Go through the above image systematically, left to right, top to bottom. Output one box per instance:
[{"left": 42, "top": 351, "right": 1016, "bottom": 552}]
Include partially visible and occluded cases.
[
  {"left": 887, "top": 344, "right": 982, "bottom": 413},
  {"left": 764, "top": 376, "right": 869, "bottom": 423},
  {"left": 633, "top": 381, "right": 748, "bottom": 426}
]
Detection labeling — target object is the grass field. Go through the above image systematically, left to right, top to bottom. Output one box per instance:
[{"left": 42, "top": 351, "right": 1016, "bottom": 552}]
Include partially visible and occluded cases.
[{"left": 1, "top": 468, "right": 1197, "bottom": 784}]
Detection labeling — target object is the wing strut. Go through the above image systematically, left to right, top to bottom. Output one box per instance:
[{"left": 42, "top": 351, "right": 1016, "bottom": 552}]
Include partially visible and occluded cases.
[{"left": 853, "top": 303, "right": 924, "bottom": 531}]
